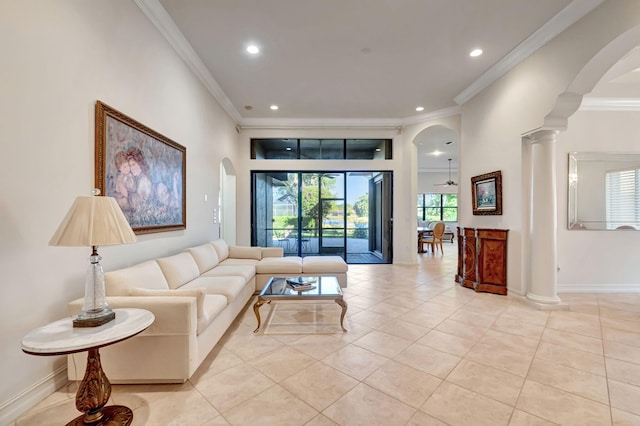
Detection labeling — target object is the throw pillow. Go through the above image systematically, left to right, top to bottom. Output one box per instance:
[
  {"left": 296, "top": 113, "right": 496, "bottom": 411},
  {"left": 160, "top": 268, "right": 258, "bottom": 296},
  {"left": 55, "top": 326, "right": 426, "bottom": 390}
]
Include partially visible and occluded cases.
[{"left": 129, "top": 287, "right": 207, "bottom": 318}]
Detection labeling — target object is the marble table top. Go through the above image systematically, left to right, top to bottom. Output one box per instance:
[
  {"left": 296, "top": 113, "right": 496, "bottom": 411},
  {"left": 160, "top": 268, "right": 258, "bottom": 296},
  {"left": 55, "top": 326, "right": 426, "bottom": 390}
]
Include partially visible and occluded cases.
[{"left": 22, "top": 308, "right": 154, "bottom": 356}]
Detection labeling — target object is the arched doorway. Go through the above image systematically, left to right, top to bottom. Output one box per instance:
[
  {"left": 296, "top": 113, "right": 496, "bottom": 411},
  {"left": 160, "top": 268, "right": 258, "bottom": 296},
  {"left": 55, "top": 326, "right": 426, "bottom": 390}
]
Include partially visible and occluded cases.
[{"left": 412, "top": 125, "right": 460, "bottom": 255}]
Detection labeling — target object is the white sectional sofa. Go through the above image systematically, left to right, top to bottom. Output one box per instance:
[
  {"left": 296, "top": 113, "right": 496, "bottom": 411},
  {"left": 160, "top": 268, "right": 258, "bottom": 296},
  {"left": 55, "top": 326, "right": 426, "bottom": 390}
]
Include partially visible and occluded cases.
[{"left": 67, "top": 239, "right": 347, "bottom": 383}]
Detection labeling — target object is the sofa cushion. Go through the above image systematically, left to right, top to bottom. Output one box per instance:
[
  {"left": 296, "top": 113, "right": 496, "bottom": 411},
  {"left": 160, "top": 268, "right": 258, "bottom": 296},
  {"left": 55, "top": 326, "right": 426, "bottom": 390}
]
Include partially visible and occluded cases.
[
  {"left": 210, "top": 239, "right": 229, "bottom": 261},
  {"left": 187, "top": 244, "right": 220, "bottom": 274},
  {"left": 228, "top": 245, "right": 262, "bottom": 260},
  {"left": 156, "top": 252, "right": 200, "bottom": 289},
  {"left": 256, "top": 256, "right": 303, "bottom": 274},
  {"left": 302, "top": 256, "right": 348, "bottom": 273},
  {"left": 105, "top": 260, "right": 169, "bottom": 296},
  {"left": 201, "top": 265, "right": 256, "bottom": 282},
  {"left": 183, "top": 276, "right": 247, "bottom": 304},
  {"left": 129, "top": 287, "right": 207, "bottom": 319},
  {"left": 199, "top": 294, "right": 228, "bottom": 335}
]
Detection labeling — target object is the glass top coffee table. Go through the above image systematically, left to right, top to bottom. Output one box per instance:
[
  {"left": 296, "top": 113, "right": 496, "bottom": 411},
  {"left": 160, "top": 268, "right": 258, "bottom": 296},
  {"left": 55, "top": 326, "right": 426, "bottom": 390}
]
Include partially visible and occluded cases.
[{"left": 253, "top": 276, "right": 347, "bottom": 333}]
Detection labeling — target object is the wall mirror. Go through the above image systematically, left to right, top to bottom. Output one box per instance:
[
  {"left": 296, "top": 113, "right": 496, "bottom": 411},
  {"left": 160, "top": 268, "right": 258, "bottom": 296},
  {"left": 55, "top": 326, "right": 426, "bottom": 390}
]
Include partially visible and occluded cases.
[{"left": 568, "top": 152, "right": 640, "bottom": 230}]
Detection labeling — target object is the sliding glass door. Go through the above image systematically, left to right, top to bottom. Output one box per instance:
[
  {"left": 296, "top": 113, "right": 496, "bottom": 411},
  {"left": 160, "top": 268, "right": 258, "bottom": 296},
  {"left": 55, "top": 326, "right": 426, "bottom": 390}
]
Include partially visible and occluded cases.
[{"left": 252, "top": 171, "right": 392, "bottom": 264}]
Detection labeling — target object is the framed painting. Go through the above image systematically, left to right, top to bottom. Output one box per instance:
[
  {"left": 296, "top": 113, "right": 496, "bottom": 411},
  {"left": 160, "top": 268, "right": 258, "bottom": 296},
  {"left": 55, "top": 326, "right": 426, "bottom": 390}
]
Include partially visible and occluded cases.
[
  {"left": 95, "top": 101, "right": 186, "bottom": 234},
  {"left": 471, "top": 170, "right": 502, "bottom": 215}
]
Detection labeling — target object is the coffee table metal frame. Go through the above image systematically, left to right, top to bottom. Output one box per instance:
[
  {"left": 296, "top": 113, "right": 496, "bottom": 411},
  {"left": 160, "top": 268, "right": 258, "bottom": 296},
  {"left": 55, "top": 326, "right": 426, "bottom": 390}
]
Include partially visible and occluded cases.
[{"left": 253, "top": 276, "right": 347, "bottom": 333}]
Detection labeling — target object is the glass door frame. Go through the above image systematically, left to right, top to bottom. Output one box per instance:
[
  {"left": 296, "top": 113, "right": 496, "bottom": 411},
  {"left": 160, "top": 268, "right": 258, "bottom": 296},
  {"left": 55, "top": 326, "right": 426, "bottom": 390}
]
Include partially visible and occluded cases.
[{"left": 251, "top": 170, "right": 393, "bottom": 263}]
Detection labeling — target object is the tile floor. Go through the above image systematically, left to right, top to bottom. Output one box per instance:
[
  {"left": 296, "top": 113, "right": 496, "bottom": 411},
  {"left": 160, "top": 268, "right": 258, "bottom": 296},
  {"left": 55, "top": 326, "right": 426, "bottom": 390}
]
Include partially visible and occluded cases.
[{"left": 14, "top": 243, "right": 640, "bottom": 425}]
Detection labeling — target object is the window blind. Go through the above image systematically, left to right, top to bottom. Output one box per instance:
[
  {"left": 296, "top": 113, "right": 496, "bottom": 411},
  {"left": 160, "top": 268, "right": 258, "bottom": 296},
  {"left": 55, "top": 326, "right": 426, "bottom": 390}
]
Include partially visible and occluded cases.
[{"left": 605, "top": 168, "right": 640, "bottom": 229}]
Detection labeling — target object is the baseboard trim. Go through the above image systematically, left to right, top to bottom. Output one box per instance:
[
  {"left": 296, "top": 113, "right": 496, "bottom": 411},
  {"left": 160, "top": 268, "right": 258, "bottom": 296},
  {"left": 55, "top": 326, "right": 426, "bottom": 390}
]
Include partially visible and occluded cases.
[
  {"left": 558, "top": 284, "right": 640, "bottom": 293},
  {"left": 0, "top": 366, "right": 67, "bottom": 425}
]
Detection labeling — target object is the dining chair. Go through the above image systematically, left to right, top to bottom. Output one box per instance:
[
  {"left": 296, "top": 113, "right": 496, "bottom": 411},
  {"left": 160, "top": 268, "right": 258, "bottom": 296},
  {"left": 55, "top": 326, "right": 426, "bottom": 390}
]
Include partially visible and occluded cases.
[
  {"left": 423, "top": 222, "right": 445, "bottom": 254},
  {"left": 276, "top": 230, "right": 292, "bottom": 251},
  {"left": 418, "top": 230, "right": 429, "bottom": 253}
]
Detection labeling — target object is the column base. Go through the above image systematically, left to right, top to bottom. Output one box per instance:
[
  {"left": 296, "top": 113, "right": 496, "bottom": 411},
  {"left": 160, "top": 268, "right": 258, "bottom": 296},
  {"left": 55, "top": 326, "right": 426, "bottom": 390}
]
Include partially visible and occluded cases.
[{"left": 525, "top": 292, "right": 569, "bottom": 311}]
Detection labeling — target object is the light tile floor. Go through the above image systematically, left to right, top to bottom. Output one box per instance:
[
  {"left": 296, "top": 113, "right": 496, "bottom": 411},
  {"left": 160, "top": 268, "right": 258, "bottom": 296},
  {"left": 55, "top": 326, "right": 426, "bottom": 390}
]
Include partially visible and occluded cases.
[{"left": 14, "top": 243, "right": 640, "bottom": 425}]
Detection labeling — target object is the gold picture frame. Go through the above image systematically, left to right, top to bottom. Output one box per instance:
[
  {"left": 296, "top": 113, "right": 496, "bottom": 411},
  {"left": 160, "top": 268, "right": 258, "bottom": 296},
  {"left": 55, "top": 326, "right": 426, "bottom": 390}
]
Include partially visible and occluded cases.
[
  {"left": 95, "top": 101, "right": 186, "bottom": 234},
  {"left": 471, "top": 170, "right": 502, "bottom": 215}
]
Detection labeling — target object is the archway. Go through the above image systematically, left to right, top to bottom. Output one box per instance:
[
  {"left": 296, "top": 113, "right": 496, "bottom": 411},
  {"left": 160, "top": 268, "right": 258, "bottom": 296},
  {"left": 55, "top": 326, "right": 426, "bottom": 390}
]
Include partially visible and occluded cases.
[
  {"left": 523, "top": 24, "right": 640, "bottom": 305},
  {"left": 412, "top": 124, "right": 460, "bottom": 257}
]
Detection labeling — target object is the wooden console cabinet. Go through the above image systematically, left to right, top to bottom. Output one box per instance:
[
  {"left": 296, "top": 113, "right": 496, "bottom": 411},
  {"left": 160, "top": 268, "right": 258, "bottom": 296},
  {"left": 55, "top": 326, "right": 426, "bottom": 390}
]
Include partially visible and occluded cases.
[{"left": 455, "top": 227, "right": 508, "bottom": 295}]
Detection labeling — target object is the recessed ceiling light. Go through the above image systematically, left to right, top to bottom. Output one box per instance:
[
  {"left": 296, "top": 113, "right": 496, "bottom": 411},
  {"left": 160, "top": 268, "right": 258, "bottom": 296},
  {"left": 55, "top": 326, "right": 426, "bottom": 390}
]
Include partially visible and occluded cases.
[
  {"left": 246, "top": 45, "right": 259, "bottom": 54},
  {"left": 470, "top": 48, "right": 483, "bottom": 57},
  {"left": 270, "top": 105, "right": 279, "bottom": 110},
  {"left": 415, "top": 106, "right": 425, "bottom": 112},
  {"left": 285, "top": 147, "right": 292, "bottom": 151},
  {"left": 375, "top": 148, "right": 381, "bottom": 152},
  {"left": 431, "top": 150, "right": 443, "bottom": 156}
]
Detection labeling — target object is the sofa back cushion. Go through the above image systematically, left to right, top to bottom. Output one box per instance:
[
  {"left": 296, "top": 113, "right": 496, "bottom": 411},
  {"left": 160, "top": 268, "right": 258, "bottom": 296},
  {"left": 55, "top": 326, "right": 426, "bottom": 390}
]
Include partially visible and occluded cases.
[
  {"left": 210, "top": 239, "right": 229, "bottom": 261},
  {"left": 187, "top": 244, "right": 220, "bottom": 274},
  {"left": 228, "top": 245, "right": 262, "bottom": 260},
  {"left": 261, "top": 247, "right": 284, "bottom": 258},
  {"left": 156, "top": 252, "right": 200, "bottom": 289},
  {"left": 105, "top": 260, "right": 169, "bottom": 296}
]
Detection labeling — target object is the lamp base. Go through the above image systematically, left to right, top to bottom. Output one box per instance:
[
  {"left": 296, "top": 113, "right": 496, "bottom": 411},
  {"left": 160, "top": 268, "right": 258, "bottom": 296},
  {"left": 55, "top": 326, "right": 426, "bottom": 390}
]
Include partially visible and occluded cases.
[{"left": 73, "top": 310, "right": 116, "bottom": 328}]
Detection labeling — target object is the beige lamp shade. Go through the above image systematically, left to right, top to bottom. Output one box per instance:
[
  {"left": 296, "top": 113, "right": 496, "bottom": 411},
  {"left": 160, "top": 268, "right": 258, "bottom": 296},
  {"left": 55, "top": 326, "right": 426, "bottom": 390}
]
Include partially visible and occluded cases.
[{"left": 49, "top": 195, "right": 136, "bottom": 247}]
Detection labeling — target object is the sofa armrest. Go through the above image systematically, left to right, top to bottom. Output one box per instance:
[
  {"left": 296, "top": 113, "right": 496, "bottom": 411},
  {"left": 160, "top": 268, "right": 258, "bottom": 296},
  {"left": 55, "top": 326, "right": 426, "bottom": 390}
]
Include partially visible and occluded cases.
[
  {"left": 261, "top": 247, "right": 284, "bottom": 258},
  {"left": 67, "top": 296, "right": 197, "bottom": 336}
]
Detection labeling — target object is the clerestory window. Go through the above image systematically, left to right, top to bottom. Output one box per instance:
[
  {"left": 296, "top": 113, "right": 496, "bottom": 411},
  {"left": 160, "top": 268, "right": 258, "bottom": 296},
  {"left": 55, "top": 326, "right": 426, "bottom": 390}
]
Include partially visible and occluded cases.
[{"left": 251, "top": 139, "right": 392, "bottom": 160}]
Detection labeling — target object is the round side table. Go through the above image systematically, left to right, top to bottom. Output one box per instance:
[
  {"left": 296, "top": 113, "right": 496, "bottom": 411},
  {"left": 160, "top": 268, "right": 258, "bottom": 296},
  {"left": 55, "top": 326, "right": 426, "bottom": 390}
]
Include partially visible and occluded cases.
[{"left": 22, "top": 308, "right": 154, "bottom": 426}]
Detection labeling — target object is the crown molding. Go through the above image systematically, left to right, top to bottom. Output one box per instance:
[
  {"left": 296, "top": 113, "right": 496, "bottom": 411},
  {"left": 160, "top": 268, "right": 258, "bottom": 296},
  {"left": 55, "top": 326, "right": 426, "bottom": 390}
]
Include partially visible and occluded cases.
[
  {"left": 134, "top": 0, "right": 242, "bottom": 123},
  {"left": 454, "top": 0, "right": 604, "bottom": 105},
  {"left": 579, "top": 97, "right": 640, "bottom": 111},
  {"left": 238, "top": 106, "right": 461, "bottom": 130},
  {"left": 401, "top": 106, "right": 461, "bottom": 126},
  {"left": 238, "top": 117, "right": 402, "bottom": 130}
]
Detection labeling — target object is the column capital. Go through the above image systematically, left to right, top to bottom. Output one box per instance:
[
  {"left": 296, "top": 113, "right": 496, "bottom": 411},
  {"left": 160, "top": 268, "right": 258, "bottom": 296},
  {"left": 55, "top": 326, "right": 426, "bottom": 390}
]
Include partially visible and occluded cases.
[{"left": 523, "top": 128, "right": 559, "bottom": 144}]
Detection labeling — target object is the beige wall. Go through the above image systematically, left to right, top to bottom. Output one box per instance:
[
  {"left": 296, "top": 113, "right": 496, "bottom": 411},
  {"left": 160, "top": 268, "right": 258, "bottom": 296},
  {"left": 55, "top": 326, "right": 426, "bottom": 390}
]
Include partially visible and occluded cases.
[
  {"left": 0, "top": 0, "right": 238, "bottom": 418},
  {"left": 557, "top": 111, "right": 640, "bottom": 291}
]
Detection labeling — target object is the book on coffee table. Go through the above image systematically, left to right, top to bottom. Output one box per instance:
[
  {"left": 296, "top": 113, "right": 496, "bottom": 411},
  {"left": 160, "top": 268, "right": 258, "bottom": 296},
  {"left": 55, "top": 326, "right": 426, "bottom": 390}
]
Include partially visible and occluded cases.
[
  {"left": 285, "top": 277, "right": 317, "bottom": 291},
  {"left": 286, "top": 277, "right": 317, "bottom": 285},
  {"left": 287, "top": 284, "right": 316, "bottom": 291}
]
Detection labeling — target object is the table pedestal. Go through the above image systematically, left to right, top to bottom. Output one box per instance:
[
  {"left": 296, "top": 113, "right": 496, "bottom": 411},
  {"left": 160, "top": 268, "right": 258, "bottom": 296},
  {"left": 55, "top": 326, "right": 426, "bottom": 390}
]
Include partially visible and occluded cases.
[{"left": 68, "top": 347, "right": 132, "bottom": 426}]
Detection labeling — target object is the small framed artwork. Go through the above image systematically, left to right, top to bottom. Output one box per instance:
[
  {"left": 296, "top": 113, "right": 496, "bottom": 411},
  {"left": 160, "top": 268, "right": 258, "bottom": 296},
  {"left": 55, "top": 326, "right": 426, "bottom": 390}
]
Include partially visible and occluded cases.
[
  {"left": 95, "top": 101, "right": 186, "bottom": 234},
  {"left": 471, "top": 170, "right": 502, "bottom": 215}
]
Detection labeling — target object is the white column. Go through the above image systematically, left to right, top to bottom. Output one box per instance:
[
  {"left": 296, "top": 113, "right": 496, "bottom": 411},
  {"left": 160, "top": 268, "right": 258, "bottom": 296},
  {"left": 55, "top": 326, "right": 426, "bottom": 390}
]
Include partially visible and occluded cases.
[{"left": 526, "top": 130, "right": 567, "bottom": 309}]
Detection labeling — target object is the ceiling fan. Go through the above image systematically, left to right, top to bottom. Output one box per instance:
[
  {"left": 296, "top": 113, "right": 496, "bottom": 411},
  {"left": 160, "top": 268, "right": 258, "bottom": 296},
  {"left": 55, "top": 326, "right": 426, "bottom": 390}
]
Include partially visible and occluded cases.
[{"left": 434, "top": 158, "right": 458, "bottom": 186}]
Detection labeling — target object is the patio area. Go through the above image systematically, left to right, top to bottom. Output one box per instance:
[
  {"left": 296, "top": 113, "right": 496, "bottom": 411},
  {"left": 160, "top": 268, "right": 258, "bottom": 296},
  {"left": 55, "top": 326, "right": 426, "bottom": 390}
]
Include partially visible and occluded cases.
[{"left": 270, "top": 236, "right": 384, "bottom": 264}]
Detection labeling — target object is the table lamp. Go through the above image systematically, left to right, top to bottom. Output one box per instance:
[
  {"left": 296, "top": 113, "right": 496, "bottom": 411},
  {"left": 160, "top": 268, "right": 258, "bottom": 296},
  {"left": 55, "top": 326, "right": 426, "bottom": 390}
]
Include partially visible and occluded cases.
[{"left": 49, "top": 189, "right": 136, "bottom": 327}]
